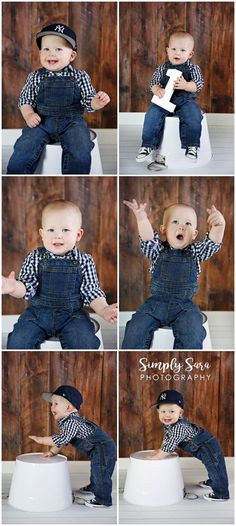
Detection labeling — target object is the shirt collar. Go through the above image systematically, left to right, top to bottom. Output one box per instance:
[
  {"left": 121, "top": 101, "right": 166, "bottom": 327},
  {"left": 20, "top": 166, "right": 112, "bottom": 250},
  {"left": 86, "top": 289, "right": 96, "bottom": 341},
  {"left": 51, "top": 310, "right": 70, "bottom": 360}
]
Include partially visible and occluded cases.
[
  {"left": 43, "top": 64, "right": 74, "bottom": 76},
  {"left": 43, "top": 246, "right": 79, "bottom": 259},
  {"left": 58, "top": 411, "right": 78, "bottom": 424}
]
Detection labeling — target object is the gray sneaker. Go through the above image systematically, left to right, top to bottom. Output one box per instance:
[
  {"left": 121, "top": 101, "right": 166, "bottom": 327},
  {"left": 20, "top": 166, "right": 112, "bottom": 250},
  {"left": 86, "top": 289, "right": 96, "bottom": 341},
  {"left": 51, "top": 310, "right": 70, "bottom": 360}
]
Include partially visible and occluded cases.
[
  {"left": 136, "top": 147, "right": 154, "bottom": 162},
  {"left": 147, "top": 153, "right": 167, "bottom": 171},
  {"left": 198, "top": 480, "right": 212, "bottom": 489}
]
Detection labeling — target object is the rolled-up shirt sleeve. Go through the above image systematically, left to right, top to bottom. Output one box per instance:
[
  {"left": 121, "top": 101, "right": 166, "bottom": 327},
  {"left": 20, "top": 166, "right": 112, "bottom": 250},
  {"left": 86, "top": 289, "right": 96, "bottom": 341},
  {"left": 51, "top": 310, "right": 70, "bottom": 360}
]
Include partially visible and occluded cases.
[
  {"left": 189, "top": 63, "right": 204, "bottom": 92},
  {"left": 78, "top": 70, "right": 96, "bottom": 112},
  {"left": 18, "top": 72, "right": 40, "bottom": 108},
  {"left": 18, "top": 250, "right": 39, "bottom": 300},
  {"left": 80, "top": 253, "right": 106, "bottom": 305},
  {"left": 52, "top": 420, "right": 78, "bottom": 448}
]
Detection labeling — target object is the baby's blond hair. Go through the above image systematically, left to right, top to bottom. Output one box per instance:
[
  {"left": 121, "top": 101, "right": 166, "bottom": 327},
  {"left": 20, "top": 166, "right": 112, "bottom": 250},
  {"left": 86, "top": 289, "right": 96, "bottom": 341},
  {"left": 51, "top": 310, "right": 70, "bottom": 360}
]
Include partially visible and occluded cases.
[
  {"left": 168, "top": 31, "right": 194, "bottom": 50},
  {"left": 42, "top": 200, "right": 82, "bottom": 227},
  {"left": 163, "top": 203, "right": 197, "bottom": 226}
]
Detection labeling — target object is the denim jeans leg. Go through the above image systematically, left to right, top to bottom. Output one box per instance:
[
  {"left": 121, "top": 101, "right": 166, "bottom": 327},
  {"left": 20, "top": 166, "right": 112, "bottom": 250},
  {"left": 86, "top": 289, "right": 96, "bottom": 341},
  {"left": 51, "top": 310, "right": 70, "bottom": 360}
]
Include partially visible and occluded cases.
[
  {"left": 175, "top": 101, "right": 203, "bottom": 148},
  {"left": 141, "top": 103, "right": 169, "bottom": 149},
  {"left": 60, "top": 119, "right": 93, "bottom": 174},
  {"left": 7, "top": 125, "right": 50, "bottom": 174},
  {"left": 171, "top": 305, "right": 206, "bottom": 349},
  {"left": 122, "top": 310, "right": 162, "bottom": 349},
  {"left": 7, "top": 311, "right": 48, "bottom": 349},
  {"left": 58, "top": 311, "right": 100, "bottom": 349},
  {"left": 195, "top": 439, "right": 229, "bottom": 499},
  {"left": 90, "top": 444, "right": 116, "bottom": 506}
]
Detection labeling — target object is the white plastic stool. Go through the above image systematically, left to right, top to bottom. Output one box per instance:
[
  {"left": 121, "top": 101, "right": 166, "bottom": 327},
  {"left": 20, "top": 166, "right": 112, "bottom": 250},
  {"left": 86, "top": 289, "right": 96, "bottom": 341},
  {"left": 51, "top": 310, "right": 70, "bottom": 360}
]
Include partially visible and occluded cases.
[
  {"left": 148, "top": 114, "right": 212, "bottom": 169},
  {"left": 2, "top": 129, "right": 103, "bottom": 174},
  {"left": 151, "top": 311, "right": 212, "bottom": 350},
  {"left": 2, "top": 315, "right": 104, "bottom": 349},
  {"left": 124, "top": 450, "right": 184, "bottom": 506},
  {"left": 9, "top": 453, "right": 72, "bottom": 512}
]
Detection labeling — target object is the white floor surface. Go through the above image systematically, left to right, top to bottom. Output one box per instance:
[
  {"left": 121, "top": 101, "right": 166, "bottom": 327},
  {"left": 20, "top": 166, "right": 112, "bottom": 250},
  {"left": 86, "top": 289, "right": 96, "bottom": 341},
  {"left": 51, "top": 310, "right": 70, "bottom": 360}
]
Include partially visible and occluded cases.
[{"left": 119, "top": 457, "right": 234, "bottom": 524}]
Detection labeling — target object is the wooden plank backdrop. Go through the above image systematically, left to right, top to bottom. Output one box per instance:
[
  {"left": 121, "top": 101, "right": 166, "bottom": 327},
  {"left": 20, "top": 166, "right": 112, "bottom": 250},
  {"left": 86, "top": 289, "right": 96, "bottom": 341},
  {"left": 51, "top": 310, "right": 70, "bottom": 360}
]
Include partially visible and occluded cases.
[
  {"left": 2, "top": 2, "right": 117, "bottom": 129},
  {"left": 120, "top": 2, "right": 234, "bottom": 113},
  {"left": 2, "top": 176, "right": 117, "bottom": 314},
  {"left": 119, "top": 176, "right": 234, "bottom": 311},
  {"left": 2, "top": 351, "right": 117, "bottom": 460},
  {"left": 119, "top": 351, "right": 234, "bottom": 457}
]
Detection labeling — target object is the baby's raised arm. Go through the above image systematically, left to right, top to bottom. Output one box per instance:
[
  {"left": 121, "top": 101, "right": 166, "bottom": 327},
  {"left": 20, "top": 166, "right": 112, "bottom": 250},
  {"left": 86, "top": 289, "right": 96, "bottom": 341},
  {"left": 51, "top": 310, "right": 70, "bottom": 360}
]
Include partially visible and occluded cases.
[
  {"left": 123, "top": 199, "right": 154, "bottom": 241},
  {"left": 207, "top": 205, "right": 226, "bottom": 243},
  {"left": 2, "top": 271, "right": 26, "bottom": 298}
]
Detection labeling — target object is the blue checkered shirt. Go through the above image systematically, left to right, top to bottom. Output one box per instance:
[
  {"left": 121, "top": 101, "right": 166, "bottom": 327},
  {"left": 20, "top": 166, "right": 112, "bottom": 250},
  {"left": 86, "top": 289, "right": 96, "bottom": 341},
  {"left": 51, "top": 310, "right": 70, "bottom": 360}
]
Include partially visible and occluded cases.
[
  {"left": 150, "top": 59, "right": 204, "bottom": 92},
  {"left": 18, "top": 65, "right": 96, "bottom": 112},
  {"left": 140, "top": 233, "right": 221, "bottom": 277},
  {"left": 18, "top": 246, "right": 105, "bottom": 305},
  {"left": 52, "top": 412, "right": 95, "bottom": 448},
  {"left": 161, "top": 417, "right": 199, "bottom": 452}
]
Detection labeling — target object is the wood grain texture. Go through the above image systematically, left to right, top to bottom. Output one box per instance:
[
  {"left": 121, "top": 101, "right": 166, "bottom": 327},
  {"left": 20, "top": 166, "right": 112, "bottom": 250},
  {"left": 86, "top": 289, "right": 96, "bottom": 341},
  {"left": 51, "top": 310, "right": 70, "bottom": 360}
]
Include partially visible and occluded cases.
[
  {"left": 2, "top": 2, "right": 117, "bottom": 129},
  {"left": 120, "top": 2, "right": 234, "bottom": 113},
  {"left": 2, "top": 176, "right": 117, "bottom": 314},
  {"left": 119, "top": 176, "right": 234, "bottom": 311},
  {"left": 2, "top": 351, "right": 117, "bottom": 461},
  {"left": 119, "top": 351, "right": 234, "bottom": 457}
]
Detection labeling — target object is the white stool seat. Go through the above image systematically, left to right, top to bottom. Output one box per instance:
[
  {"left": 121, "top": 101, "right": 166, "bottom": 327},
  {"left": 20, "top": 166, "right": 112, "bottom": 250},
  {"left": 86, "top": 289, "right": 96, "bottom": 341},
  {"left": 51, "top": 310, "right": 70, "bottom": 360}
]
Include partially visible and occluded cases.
[
  {"left": 149, "top": 114, "right": 212, "bottom": 169},
  {"left": 2, "top": 128, "right": 103, "bottom": 174},
  {"left": 151, "top": 311, "right": 212, "bottom": 349},
  {"left": 2, "top": 315, "right": 104, "bottom": 349},
  {"left": 124, "top": 450, "right": 184, "bottom": 506},
  {"left": 9, "top": 453, "right": 72, "bottom": 512}
]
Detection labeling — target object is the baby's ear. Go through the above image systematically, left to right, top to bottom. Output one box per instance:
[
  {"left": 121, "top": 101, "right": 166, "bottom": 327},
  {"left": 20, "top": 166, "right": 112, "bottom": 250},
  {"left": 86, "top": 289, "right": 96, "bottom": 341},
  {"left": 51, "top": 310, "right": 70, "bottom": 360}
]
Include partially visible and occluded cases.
[
  {"left": 160, "top": 224, "right": 166, "bottom": 235},
  {"left": 39, "top": 228, "right": 43, "bottom": 238},
  {"left": 77, "top": 228, "right": 84, "bottom": 243},
  {"left": 192, "top": 229, "right": 198, "bottom": 240}
]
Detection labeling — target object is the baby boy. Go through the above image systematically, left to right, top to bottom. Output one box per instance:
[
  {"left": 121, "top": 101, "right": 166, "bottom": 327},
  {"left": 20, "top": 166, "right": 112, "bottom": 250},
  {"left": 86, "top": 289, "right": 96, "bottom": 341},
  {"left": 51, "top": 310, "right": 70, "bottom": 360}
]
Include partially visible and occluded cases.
[
  {"left": 7, "top": 23, "right": 110, "bottom": 174},
  {"left": 2, "top": 199, "right": 117, "bottom": 349},
  {"left": 122, "top": 200, "right": 225, "bottom": 349},
  {"left": 29, "top": 385, "right": 116, "bottom": 508},
  {"left": 146, "top": 389, "right": 229, "bottom": 502}
]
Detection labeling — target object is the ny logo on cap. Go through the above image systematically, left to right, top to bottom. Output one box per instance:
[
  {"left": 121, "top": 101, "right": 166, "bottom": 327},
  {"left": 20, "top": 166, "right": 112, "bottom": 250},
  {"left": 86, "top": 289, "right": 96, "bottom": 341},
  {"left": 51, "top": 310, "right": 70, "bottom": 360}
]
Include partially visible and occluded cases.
[
  {"left": 55, "top": 25, "right": 65, "bottom": 33},
  {"left": 160, "top": 393, "right": 167, "bottom": 400}
]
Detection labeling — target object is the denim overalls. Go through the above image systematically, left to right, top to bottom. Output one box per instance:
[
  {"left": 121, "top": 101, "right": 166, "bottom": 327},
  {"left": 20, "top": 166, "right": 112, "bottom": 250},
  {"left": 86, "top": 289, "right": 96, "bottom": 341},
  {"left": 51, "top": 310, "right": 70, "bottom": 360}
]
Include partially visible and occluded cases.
[
  {"left": 141, "top": 61, "right": 203, "bottom": 150},
  {"left": 7, "top": 70, "right": 94, "bottom": 175},
  {"left": 122, "top": 247, "right": 206, "bottom": 349},
  {"left": 7, "top": 250, "right": 100, "bottom": 349},
  {"left": 70, "top": 417, "right": 116, "bottom": 506},
  {"left": 179, "top": 426, "right": 229, "bottom": 499}
]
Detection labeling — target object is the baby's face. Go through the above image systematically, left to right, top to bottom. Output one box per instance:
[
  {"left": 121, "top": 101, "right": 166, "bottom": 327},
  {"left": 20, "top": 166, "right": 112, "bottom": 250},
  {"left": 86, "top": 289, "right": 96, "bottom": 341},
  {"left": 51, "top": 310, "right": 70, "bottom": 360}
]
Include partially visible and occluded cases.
[
  {"left": 40, "top": 35, "right": 76, "bottom": 72},
  {"left": 167, "top": 35, "right": 194, "bottom": 65},
  {"left": 160, "top": 205, "right": 198, "bottom": 249},
  {"left": 39, "top": 207, "right": 83, "bottom": 255},
  {"left": 50, "top": 395, "right": 71, "bottom": 421},
  {"left": 158, "top": 403, "right": 183, "bottom": 426}
]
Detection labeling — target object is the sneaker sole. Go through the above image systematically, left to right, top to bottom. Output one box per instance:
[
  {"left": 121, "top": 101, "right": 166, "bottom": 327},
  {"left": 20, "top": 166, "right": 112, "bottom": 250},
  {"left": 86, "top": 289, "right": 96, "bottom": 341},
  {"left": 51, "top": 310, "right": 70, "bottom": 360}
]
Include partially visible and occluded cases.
[
  {"left": 147, "top": 161, "right": 167, "bottom": 171},
  {"left": 203, "top": 495, "right": 229, "bottom": 502},
  {"left": 84, "top": 501, "right": 110, "bottom": 508}
]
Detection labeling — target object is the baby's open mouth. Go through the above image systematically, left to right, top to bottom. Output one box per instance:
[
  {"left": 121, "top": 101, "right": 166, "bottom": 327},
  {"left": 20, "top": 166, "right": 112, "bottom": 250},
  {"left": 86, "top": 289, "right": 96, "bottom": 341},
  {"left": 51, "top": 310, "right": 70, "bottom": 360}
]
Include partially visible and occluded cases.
[{"left": 176, "top": 234, "right": 184, "bottom": 240}]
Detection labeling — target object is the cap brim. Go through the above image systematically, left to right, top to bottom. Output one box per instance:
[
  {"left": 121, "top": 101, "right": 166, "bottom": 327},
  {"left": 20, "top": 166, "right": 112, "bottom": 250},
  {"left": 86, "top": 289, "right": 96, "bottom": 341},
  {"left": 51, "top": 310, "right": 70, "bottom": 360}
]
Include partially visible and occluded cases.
[
  {"left": 36, "top": 31, "right": 76, "bottom": 50},
  {"left": 42, "top": 392, "right": 53, "bottom": 403},
  {"left": 150, "top": 402, "right": 158, "bottom": 409}
]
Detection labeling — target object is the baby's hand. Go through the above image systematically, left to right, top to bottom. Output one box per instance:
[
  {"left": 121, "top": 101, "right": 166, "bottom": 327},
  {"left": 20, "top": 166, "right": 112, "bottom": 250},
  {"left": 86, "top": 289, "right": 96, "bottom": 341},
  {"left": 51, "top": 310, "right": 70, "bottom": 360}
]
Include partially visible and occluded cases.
[
  {"left": 173, "top": 75, "right": 187, "bottom": 90},
  {"left": 151, "top": 85, "right": 165, "bottom": 98},
  {"left": 92, "top": 91, "right": 110, "bottom": 110},
  {"left": 25, "top": 111, "right": 41, "bottom": 128},
  {"left": 123, "top": 199, "right": 148, "bottom": 221},
  {"left": 207, "top": 205, "right": 226, "bottom": 228},
  {"left": 2, "top": 271, "right": 16, "bottom": 294},
  {"left": 101, "top": 303, "right": 118, "bottom": 324},
  {"left": 144, "top": 450, "right": 169, "bottom": 460},
  {"left": 43, "top": 451, "right": 55, "bottom": 458}
]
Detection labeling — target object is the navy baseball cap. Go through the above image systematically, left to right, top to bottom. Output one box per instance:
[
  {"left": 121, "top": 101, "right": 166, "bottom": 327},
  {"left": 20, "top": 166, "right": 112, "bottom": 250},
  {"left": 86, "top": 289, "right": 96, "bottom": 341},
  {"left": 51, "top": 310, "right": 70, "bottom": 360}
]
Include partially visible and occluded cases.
[
  {"left": 36, "top": 23, "right": 77, "bottom": 51},
  {"left": 42, "top": 385, "right": 83, "bottom": 410},
  {"left": 150, "top": 390, "right": 184, "bottom": 409}
]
